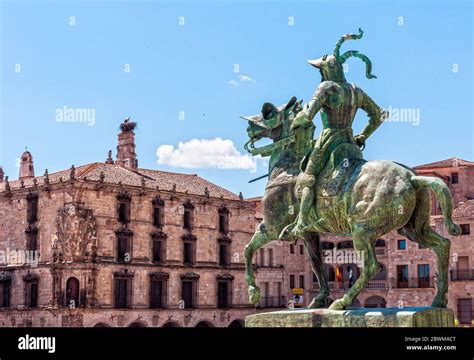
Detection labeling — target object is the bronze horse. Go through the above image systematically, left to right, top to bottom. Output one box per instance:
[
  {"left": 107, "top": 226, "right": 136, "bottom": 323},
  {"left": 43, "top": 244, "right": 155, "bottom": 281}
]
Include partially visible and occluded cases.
[{"left": 242, "top": 97, "right": 461, "bottom": 310}]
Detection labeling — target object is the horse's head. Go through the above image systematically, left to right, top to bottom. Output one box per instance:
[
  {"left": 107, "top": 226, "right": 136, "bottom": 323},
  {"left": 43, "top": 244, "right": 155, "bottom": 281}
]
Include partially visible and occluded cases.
[{"left": 241, "top": 96, "right": 302, "bottom": 154}]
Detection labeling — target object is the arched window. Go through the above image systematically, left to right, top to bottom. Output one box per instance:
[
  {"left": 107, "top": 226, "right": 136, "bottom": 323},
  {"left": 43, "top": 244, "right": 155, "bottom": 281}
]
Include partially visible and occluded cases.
[
  {"left": 321, "top": 242, "right": 334, "bottom": 250},
  {"left": 66, "top": 277, "right": 80, "bottom": 308}
]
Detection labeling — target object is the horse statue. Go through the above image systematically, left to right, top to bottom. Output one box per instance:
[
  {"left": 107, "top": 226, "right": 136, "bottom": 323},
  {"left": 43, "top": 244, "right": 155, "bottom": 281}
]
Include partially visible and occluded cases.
[{"left": 242, "top": 95, "right": 461, "bottom": 310}]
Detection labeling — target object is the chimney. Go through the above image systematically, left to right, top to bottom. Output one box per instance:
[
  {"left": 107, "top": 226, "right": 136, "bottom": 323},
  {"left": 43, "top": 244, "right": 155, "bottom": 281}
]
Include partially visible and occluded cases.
[
  {"left": 116, "top": 117, "right": 138, "bottom": 170},
  {"left": 19, "top": 150, "right": 35, "bottom": 180},
  {"left": 0, "top": 167, "right": 4, "bottom": 183}
]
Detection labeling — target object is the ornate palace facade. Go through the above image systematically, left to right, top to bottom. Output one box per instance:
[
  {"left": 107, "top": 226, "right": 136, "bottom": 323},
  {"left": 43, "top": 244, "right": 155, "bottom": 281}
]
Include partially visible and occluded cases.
[{"left": 0, "top": 118, "right": 258, "bottom": 327}]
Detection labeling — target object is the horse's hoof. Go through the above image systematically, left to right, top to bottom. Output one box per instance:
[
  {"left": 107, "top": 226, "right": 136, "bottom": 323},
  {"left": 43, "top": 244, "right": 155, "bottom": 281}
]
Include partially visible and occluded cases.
[
  {"left": 248, "top": 286, "right": 261, "bottom": 305},
  {"left": 308, "top": 295, "right": 328, "bottom": 309},
  {"left": 328, "top": 299, "right": 346, "bottom": 310}
]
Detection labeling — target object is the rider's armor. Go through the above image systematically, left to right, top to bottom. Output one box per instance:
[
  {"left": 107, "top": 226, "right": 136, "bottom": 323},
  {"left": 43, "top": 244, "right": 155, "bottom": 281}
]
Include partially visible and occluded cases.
[{"left": 287, "top": 28, "right": 388, "bottom": 240}]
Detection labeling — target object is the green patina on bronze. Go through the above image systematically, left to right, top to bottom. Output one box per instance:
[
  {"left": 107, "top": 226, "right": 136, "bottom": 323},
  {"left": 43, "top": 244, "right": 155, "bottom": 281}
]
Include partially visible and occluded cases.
[{"left": 242, "top": 29, "right": 461, "bottom": 311}]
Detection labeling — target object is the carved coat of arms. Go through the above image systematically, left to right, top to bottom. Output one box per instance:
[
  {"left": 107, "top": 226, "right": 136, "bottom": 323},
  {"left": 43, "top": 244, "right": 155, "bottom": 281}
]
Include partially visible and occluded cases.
[{"left": 53, "top": 203, "right": 97, "bottom": 261}]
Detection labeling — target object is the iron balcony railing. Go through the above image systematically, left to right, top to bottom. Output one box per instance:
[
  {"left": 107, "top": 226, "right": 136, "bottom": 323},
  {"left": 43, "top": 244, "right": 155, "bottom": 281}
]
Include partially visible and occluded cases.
[
  {"left": 451, "top": 269, "right": 474, "bottom": 281},
  {"left": 313, "top": 277, "right": 436, "bottom": 290},
  {"left": 391, "top": 277, "right": 435, "bottom": 289},
  {"left": 313, "top": 280, "right": 388, "bottom": 291}
]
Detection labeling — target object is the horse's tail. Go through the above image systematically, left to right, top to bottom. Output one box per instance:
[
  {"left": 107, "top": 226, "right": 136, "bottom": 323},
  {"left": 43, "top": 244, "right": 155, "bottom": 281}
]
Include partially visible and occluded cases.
[{"left": 411, "top": 175, "right": 461, "bottom": 236}]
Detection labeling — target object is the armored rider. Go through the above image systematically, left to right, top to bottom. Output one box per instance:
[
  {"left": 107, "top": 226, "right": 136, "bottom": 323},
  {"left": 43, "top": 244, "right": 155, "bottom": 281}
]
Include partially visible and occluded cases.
[{"left": 287, "top": 28, "right": 388, "bottom": 240}]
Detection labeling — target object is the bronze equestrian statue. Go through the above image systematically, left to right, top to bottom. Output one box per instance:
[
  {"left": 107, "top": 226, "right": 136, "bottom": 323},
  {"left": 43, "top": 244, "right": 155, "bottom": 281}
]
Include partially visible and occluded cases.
[{"left": 242, "top": 29, "right": 461, "bottom": 311}]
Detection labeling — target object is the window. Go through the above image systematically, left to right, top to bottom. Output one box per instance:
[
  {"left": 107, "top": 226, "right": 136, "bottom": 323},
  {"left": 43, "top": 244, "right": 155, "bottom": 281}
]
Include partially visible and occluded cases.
[
  {"left": 451, "top": 172, "right": 459, "bottom": 184},
  {"left": 26, "top": 192, "right": 38, "bottom": 223},
  {"left": 117, "top": 192, "right": 131, "bottom": 223},
  {"left": 152, "top": 196, "right": 165, "bottom": 227},
  {"left": 183, "top": 200, "right": 194, "bottom": 230},
  {"left": 218, "top": 206, "right": 230, "bottom": 234},
  {"left": 152, "top": 207, "right": 163, "bottom": 227},
  {"left": 460, "top": 224, "right": 470, "bottom": 235},
  {"left": 25, "top": 226, "right": 38, "bottom": 251},
  {"left": 116, "top": 230, "right": 132, "bottom": 263},
  {"left": 151, "top": 231, "right": 166, "bottom": 263},
  {"left": 182, "top": 234, "right": 196, "bottom": 265},
  {"left": 152, "top": 239, "right": 163, "bottom": 263},
  {"left": 397, "top": 239, "right": 406, "bottom": 250},
  {"left": 218, "top": 242, "right": 230, "bottom": 266},
  {"left": 321, "top": 242, "right": 334, "bottom": 250},
  {"left": 183, "top": 243, "right": 193, "bottom": 264},
  {"left": 290, "top": 244, "right": 294, "bottom": 254},
  {"left": 299, "top": 245, "right": 304, "bottom": 255},
  {"left": 268, "top": 248, "right": 273, "bottom": 267},
  {"left": 259, "top": 249, "right": 265, "bottom": 266},
  {"left": 418, "top": 264, "right": 430, "bottom": 288},
  {"left": 397, "top": 265, "right": 409, "bottom": 288},
  {"left": 114, "top": 271, "right": 133, "bottom": 309},
  {"left": 312, "top": 273, "right": 318, "bottom": 283},
  {"left": 150, "top": 274, "right": 167, "bottom": 309},
  {"left": 289, "top": 275, "right": 295, "bottom": 289},
  {"left": 299, "top": 275, "right": 305, "bottom": 289},
  {"left": 24, "top": 276, "right": 38, "bottom": 308},
  {"left": 66, "top": 277, "right": 80, "bottom": 308},
  {"left": 0, "top": 280, "right": 11, "bottom": 308},
  {"left": 217, "top": 280, "right": 231, "bottom": 309},
  {"left": 181, "top": 281, "right": 195, "bottom": 309}
]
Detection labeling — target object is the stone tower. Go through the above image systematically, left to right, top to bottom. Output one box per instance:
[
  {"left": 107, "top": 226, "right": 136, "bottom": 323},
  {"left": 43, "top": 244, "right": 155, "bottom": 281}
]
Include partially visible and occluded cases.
[
  {"left": 116, "top": 117, "right": 138, "bottom": 171},
  {"left": 19, "top": 150, "right": 35, "bottom": 180},
  {"left": 0, "top": 166, "right": 4, "bottom": 183}
]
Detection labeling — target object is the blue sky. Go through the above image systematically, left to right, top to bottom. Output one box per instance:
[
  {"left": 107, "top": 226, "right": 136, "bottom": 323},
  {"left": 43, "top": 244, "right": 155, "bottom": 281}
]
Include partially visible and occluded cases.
[{"left": 1, "top": 0, "right": 472, "bottom": 198}]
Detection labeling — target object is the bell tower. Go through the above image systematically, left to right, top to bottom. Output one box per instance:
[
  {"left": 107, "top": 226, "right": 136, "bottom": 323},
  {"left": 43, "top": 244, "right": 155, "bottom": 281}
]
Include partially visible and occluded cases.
[{"left": 19, "top": 150, "right": 35, "bottom": 180}]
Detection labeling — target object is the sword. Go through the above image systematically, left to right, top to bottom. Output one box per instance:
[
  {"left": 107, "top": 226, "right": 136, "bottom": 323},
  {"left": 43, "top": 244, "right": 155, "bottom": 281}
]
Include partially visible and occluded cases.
[{"left": 248, "top": 173, "right": 269, "bottom": 183}]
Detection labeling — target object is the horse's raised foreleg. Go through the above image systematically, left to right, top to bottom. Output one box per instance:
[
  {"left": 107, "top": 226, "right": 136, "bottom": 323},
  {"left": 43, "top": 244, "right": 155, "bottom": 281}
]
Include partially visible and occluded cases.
[
  {"left": 244, "top": 223, "right": 273, "bottom": 305},
  {"left": 329, "top": 227, "right": 380, "bottom": 310},
  {"left": 304, "top": 232, "right": 330, "bottom": 308}
]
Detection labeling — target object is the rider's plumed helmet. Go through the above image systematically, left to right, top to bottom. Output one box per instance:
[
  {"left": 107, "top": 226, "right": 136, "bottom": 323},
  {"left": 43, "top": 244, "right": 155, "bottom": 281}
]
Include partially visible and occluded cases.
[{"left": 308, "top": 28, "right": 377, "bottom": 83}]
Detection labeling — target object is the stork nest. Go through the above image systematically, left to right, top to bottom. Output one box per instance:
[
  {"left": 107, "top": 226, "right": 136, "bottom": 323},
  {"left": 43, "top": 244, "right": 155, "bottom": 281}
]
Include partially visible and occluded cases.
[{"left": 120, "top": 121, "right": 137, "bottom": 132}]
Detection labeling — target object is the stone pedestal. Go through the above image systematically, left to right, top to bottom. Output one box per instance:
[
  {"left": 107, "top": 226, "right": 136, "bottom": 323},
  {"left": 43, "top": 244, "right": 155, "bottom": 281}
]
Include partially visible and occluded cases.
[{"left": 245, "top": 307, "right": 454, "bottom": 327}]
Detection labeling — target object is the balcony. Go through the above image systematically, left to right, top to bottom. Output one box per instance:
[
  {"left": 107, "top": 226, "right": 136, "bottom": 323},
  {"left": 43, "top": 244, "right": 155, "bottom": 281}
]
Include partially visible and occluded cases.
[
  {"left": 451, "top": 269, "right": 474, "bottom": 281},
  {"left": 391, "top": 277, "right": 435, "bottom": 289},
  {"left": 313, "top": 280, "right": 388, "bottom": 291},
  {"left": 257, "top": 296, "right": 286, "bottom": 309}
]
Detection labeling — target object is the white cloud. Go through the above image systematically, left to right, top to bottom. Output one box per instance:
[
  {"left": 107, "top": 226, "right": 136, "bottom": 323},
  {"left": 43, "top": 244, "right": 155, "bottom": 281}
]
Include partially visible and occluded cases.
[
  {"left": 239, "top": 75, "right": 256, "bottom": 83},
  {"left": 227, "top": 79, "right": 239, "bottom": 86},
  {"left": 156, "top": 138, "right": 258, "bottom": 171}
]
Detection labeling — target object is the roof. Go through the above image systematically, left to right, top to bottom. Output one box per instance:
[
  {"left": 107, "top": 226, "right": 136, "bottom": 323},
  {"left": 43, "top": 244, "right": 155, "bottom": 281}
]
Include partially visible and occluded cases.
[
  {"left": 413, "top": 157, "right": 474, "bottom": 170},
  {"left": 0, "top": 162, "right": 243, "bottom": 201},
  {"left": 453, "top": 200, "right": 474, "bottom": 219}
]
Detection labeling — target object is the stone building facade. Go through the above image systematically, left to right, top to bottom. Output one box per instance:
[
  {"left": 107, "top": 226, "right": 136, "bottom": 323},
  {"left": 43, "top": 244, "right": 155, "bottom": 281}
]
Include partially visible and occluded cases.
[
  {"left": 0, "top": 118, "right": 259, "bottom": 327},
  {"left": 0, "top": 118, "right": 472, "bottom": 328},
  {"left": 252, "top": 157, "right": 474, "bottom": 325}
]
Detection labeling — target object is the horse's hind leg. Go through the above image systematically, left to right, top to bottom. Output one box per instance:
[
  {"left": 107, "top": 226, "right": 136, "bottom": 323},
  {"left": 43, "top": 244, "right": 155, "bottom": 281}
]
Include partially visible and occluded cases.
[
  {"left": 244, "top": 222, "right": 273, "bottom": 305},
  {"left": 329, "top": 226, "right": 380, "bottom": 310},
  {"left": 398, "top": 226, "right": 450, "bottom": 307},
  {"left": 304, "top": 232, "right": 330, "bottom": 308}
]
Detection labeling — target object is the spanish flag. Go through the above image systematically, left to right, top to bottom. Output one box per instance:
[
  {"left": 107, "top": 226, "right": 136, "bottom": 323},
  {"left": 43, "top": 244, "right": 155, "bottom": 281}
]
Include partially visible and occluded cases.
[{"left": 336, "top": 266, "right": 343, "bottom": 282}]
